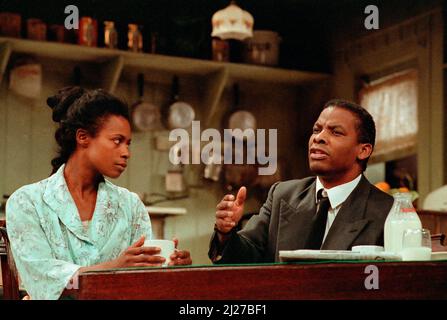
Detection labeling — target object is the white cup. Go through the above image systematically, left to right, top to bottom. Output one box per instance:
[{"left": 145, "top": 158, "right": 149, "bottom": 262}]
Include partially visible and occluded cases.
[
  {"left": 143, "top": 239, "right": 175, "bottom": 266},
  {"left": 352, "top": 245, "right": 384, "bottom": 253}
]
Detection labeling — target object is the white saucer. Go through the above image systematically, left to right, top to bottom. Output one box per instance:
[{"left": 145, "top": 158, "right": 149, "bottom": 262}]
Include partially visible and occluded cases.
[{"left": 431, "top": 252, "right": 447, "bottom": 260}]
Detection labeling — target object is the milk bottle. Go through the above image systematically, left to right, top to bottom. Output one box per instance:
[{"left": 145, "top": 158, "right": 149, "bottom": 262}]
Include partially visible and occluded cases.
[{"left": 384, "top": 192, "right": 422, "bottom": 254}]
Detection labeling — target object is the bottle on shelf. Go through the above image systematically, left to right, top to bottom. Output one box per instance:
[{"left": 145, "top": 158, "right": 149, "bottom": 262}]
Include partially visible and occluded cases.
[
  {"left": 79, "top": 17, "right": 98, "bottom": 47},
  {"left": 104, "top": 21, "right": 118, "bottom": 49},
  {"left": 127, "top": 24, "right": 143, "bottom": 53}
]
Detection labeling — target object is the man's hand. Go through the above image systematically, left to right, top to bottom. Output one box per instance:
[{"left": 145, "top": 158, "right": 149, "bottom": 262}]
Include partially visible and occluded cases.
[
  {"left": 215, "top": 186, "right": 247, "bottom": 234},
  {"left": 168, "top": 237, "right": 192, "bottom": 266}
]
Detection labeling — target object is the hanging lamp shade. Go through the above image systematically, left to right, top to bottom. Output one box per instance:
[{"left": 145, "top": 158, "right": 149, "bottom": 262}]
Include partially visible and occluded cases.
[{"left": 211, "top": 1, "right": 254, "bottom": 41}]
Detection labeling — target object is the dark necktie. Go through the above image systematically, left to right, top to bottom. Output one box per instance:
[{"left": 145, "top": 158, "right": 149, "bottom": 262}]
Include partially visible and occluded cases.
[{"left": 306, "top": 189, "right": 330, "bottom": 250}]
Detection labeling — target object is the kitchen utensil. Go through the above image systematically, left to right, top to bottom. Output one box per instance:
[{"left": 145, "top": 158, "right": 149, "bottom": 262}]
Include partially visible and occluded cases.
[
  {"left": 243, "top": 30, "right": 281, "bottom": 66},
  {"left": 9, "top": 57, "right": 42, "bottom": 99},
  {"left": 131, "top": 73, "right": 162, "bottom": 132},
  {"left": 164, "top": 76, "right": 195, "bottom": 129},
  {"left": 227, "top": 83, "right": 256, "bottom": 139},
  {"left": 221, "top": 84, "right": 258, "bottom": 190}
]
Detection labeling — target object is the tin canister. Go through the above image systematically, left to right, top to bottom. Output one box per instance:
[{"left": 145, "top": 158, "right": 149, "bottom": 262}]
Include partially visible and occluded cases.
[
  {"left": 0, "top": 12, "right": 21, "bottom": 37},
  {"left": 79, "top": 17, "right": 98, "bottom": 47},
  {"left": 27, "top": 18, "right": 47, "bottom": 41},
  {"left": 104, "top": 21, "right": 118, "bottom": 49},
  {"left": 48, "top": 24, "right": 66, "bottom": 42},
  {"left": 128, "top": 24, "right": 143, "bottom": 52},
  {"left": 243, "top": 30, "right": 281, "bottom": 66},
  {"left": 212, "top": 38, "right": 229, "bottom": 62}
]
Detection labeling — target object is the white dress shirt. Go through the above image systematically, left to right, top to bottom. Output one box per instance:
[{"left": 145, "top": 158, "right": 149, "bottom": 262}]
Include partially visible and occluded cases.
[{"left": 315, "top": 174, "right": 362, "bottom": 244}]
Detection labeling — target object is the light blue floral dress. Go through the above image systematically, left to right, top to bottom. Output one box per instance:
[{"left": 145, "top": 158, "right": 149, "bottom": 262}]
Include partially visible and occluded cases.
[{"left": 6, "top": 164, "right": 152, "bottom": 300}]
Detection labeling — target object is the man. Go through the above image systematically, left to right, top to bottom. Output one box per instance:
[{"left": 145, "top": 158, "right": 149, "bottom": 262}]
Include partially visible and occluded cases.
[{"left": 209, "top": 99, "right": 394, "bottom": 263}]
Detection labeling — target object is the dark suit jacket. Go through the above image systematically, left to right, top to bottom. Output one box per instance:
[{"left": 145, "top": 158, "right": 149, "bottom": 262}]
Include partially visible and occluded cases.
[{"left": 209, "top": 175, "right": 394, "bottom": 263}]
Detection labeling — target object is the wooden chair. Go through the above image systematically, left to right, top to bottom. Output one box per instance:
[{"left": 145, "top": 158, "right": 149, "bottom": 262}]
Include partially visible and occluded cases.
[
  {"left": 417, "top": 209, "right": 447, "bottom": 252},
  {"left": 418, "top": 209, "right": 447, "bottom": 236},
  {"left": 0, "top": 226, "right": 20, "bottom": 300},
  {"left": 431, "top": 233, "right": 447, "bottom": 252}
]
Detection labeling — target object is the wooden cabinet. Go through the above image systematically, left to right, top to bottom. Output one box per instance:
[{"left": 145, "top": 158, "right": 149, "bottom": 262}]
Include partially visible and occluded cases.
[
  {"left": 0, "top": 36, "right": 329, "bottom": 129},
  {"left": 145, "top": 206, "right": 186, "bottom": 239},
  {"left": 418, "top": 209, "right": 447, "bottom": 238}
]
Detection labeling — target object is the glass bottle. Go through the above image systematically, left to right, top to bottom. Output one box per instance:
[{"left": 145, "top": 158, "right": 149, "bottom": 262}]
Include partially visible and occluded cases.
[
  {"left": 79, "top": 17, "right": 97, "bottom": 47},
  {"left": 104, "top": 21, "right": 118, "bottom": 49},
  {"left": 127, "top": 24, "right": 143, "bottom": 52},
  {"left": 384, "top": 192, "right": 422, "bottom": 254}
]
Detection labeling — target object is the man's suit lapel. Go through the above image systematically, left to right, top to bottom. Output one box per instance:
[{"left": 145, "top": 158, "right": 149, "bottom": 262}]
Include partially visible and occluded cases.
[
  {"left": 321, "top": 175, "right": 371, "bottom": 250},
  {"left": 277, "top": 180, "right": 316, "bottom": 251}
]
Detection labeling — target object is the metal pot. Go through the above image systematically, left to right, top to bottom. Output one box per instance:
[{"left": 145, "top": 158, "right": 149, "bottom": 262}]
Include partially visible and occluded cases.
[
  {"left": 131, "top": 73, "right": 162, "bottom": 132},
  {"left": 164, "top": 76, "right": 195, "bottom": 129},
  {"left": 227, "top": 83, "right": 256, "bottom": 139}
]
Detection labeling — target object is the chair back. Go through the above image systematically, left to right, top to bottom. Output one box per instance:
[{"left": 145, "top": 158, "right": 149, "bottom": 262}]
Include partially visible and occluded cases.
[{"left": 0, "top": 226, "right": 20, "bottom": 300}]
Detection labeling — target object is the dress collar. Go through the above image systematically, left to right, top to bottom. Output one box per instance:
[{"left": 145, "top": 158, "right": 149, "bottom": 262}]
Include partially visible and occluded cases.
[{"left": 42, "top": 164, "right": 115, "bottom": 243}]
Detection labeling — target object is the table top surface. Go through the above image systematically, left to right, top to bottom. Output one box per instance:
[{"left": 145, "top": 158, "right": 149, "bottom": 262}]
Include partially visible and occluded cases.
[{"left": 62, "top": 260, "right": 447, "bottom": 300}]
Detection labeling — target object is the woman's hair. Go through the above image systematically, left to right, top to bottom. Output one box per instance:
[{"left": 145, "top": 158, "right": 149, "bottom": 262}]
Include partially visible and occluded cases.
[{"left": 46, "top": 87, "right": 130, "bottom": 174}]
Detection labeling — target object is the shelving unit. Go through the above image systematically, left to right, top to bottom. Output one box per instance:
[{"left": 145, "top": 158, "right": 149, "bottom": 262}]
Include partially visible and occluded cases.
[
  {"left": 0, "top": 36, "right": 330, "bottom": 128},
  {"left": 0, "top": 42, "right": 11, "bottom": 87},
  {"left": 145, "top": 206, "right": 187, "bottom": 239}
]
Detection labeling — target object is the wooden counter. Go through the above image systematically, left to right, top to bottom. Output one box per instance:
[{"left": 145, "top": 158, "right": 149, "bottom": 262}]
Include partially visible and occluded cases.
[{"left": 62, "top": 261, "right": 447, "bottom": 300}]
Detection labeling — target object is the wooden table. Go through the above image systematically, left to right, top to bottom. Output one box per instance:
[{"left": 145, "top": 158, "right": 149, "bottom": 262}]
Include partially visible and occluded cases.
[{"left": 62, "top": 261, "right": 447, "bottom": 300}]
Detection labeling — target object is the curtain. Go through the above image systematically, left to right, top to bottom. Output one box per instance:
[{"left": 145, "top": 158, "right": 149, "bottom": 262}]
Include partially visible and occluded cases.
[{"left": 359, "top": 69, "right": 418, "bottom": 163}]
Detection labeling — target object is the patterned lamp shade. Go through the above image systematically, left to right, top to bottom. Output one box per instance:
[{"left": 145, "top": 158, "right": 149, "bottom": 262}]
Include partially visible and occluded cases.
[{"left": 211, "top": 1, "right": 254, "bottom": 40}]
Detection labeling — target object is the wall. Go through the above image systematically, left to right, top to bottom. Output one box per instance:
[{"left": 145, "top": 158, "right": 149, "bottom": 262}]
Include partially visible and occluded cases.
[
  {"left": 330, "top": 6, "right": 445, "bottom": 201},
  {"left": 0, "top": 54, "right": 328, "bottom": 264}
]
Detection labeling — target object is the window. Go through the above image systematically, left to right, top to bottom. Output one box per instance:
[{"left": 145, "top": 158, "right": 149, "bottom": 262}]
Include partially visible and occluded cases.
[{"left": 359, "top": 69, "right": 418, "bottom": 163}]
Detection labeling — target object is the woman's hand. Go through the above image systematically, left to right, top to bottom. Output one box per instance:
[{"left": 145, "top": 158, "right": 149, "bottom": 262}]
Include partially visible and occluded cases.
[
  {"left": 109, "top": 236, "right": 166, "bottom": 268},
  {"left": 168, "top": 238, "right": 192, "bottom": 266}
]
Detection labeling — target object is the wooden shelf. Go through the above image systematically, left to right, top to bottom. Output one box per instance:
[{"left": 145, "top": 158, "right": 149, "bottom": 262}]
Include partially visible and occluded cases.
[
  {"left": 0, "top": 36, "right": 330, "bottom": 131},
  {"left": 0, "top": 37, "right": 330, "bottom": 85},
  {"left": 0, "top": 42, "right": 11, "bottom": 87},
  {"left": 145, "top": 206, "right": 187, "bottom": 216}
]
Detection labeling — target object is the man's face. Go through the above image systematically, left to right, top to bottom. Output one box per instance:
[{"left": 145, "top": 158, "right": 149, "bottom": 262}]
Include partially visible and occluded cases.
[
  {"left": 308, "top": 106, "right": 370, "bottom": 178},
  {"left": 85, "top": 115, "right": 132, "bottom": 179}
]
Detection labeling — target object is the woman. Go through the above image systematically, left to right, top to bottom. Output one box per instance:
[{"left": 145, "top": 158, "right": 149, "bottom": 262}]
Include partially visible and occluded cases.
[{"left": 6, "top": 87, "right": 192, "bottom": 300}]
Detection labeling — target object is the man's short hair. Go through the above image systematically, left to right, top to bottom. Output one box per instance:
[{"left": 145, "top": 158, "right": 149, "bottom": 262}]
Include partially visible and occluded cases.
[{"left": 323, "top": 99, "right": 376, "bottom": 172}]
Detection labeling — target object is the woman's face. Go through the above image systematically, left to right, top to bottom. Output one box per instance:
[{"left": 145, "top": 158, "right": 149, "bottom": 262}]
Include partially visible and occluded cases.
[{"left": 85, "top": 115, "right": 132, "bottom": 179}]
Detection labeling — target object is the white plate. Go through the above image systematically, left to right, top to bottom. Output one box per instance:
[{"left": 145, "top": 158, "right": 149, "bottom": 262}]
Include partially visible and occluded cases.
[
  {"left": 279, "top": 249, "right": 402, "bottom": 262},
  {"left": 431, "top": 252, "right": 447, "bottom": 260}
]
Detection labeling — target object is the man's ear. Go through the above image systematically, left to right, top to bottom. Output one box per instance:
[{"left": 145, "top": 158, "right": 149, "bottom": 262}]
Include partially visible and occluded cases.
[
  {"left": 76, "top": 128, "right": 90, "bottom": 148},
  {"left": 357, "top": 143, "right": 373, "bottom": 161}
]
